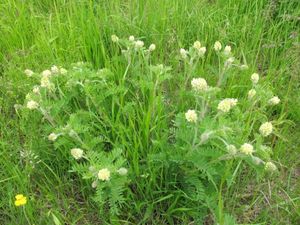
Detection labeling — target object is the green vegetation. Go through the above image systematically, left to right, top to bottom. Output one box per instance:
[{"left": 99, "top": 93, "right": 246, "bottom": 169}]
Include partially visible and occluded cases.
[{"left": 1, "top": 0, "right": 299, "bottom": 224}]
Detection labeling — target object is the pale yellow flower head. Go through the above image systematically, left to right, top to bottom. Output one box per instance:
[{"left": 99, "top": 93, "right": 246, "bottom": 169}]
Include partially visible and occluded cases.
[
  {"left": 111, "top": 34, "right": 119, "bottom": 43},
  {"left": 129, "top": 35, "right": 135, "bottom": 41},
  {"left": 135, "top": 40, "right": 144, "bottom": 49},
  {"left": 193, "top": 41, "right": 201, "bottom": 50},
  {"left": 214, "top": 41, "right": 222, "bottom": 51},
  {"left": 149, "top": 44, "right": 156, "bottom": 51},
  {"left": 224, "top": 45, "right": 231, "bottom": 56},
  {"left": 198, "top": 47, "right": 206, "bottom": 56},
  {"left": 180, "top": 48, "right": 187, "bottom": 59},
  {"left": 51, "top": 65, "right": 59, "bottom": 74},
  {"left": 60, "top": 68, "right": 68, "bottom": 74},
  {"left": 24, "top": 69, "right": 34, "bottom": 77},
  {"left": 42, "top": 69, "right": 52, "bottom": 77},
  {"left": 251, "top": 73, "right": 259, "bottom": 84},
  {"left": 40, "top": 75, "right": 51, "bottom": 88},
  {"left": 191, "top": 78, "right": 208, "bottom": 92},
  {"left": 33, "top": 86, "right": 40, "bottom": 94},
  {"left": 248, "top": 89, "right": 256, "bottom": 99},
  {"left": 268, "top": 96, "right": 280, "bottom": 105},
  {"left": 217, "top": 98, "right": 238, "bottom": 112},
  {"left": 27, "top": 100, "right": 39, "bottom": 110},
  {"left": 185, "top": 109, "right": 197, "bottom": 123},
  {"left": 259, "top": 122, "right": 273, "bottom": 137},
  {"left": 48, "top": 133, "right": 58, "bottom": 141},
  {"left": 240, "top": 143, "right": 254, "bottom": 155},
  {"left": 70, "top": 148, "right": 84, "bottom": 160},
  {"left": 265, "top": 162, "right": 277, "bottom": 172},
  {"left": 98, "top": 168, "right": 110, "bottom": 181},
  {"left": 92, "top": 180, "right": 98, "bottom": 188}
]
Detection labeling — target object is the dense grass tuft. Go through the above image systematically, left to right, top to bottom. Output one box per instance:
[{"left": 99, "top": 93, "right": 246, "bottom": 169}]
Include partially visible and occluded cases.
[{"left": 1, "top": 0, "right": 299, "bottom": 224}]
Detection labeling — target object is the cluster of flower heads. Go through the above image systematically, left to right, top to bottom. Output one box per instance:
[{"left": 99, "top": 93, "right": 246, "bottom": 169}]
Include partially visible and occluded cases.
[
  {"left": 111, "top": 34, "right": 156, "bottom": 53},
  {"left": 22, "top": 37, "right": 281, "bottom": 196},
  {"left": 180, "top": 40, "right": 207, "bottom": 59},
  {"left": 182, "top": 40, "right": 280, "bottom": 173},
  {"left": 22, "top": 62, "right": 129, "bottom": 190},
  {"left": 23, "top": 65, "right": 68, "bottom": 111},
  {"left": 247, "top": 72, "right": 281, "bottom": 105},
  {"left": 217, "top": 98, "right": 238, "bottom": 113},
  {"left": 48, "top": 136, "right": 128, "bottom": 188},
  {"left": 50, "top": 146, "right": 124, "bottom": 188},
  {"left": 88, "top": 166, "right": 127, "bottom": 189},
  {"left": 89, "top": 167, "right": 128, "bottom": 188}
]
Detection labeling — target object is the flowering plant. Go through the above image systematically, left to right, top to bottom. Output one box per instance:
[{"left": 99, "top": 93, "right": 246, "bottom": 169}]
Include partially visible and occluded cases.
[{"left": 19, "top": 35, "right": 282, "bottom": 223}]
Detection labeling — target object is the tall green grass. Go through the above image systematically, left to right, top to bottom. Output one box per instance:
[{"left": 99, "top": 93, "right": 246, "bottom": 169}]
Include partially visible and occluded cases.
[{"left": 1, "top": 0, "right": 299, "bottom": 224}]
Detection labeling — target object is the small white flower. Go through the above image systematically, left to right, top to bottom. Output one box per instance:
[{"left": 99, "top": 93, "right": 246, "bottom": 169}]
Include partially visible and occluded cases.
[
  {"left": 111, "top": 34, "right": 119, "bottom": 43},
  {"left": 129, "top": 35, "right": 135, "bottom": 41},
  {"left": 135, "top": 40, "right": 144, "bottom": 49},
  {"left": 193, "top": 41, "right": 201, "bottom": 50},
  {"left": 214, "top": 41, "right": 222, "bottom": 51},
  {"left": 149, "top": 44, "right": 156, "bottom": 51},
  {"left": 224, "top": 45, "right": 231, "bottom": 56},
  {"left": 198, "top": 47, "right": 206, "bottom": 56},
  {"left": 180, "top": 48, "right": 187, "bottom": 59},
  {"left": 51, "top": 65, "right": 59, "bottom": 74},
  {"left": 60, "top": 68, "right": 67, "bottom": 74},
  {"left": 24, "top": 69, "right": 34, "bottom": 77},
  {"left": 42, "top": 70, "right": 52, "bottom": 77},
  {"left": 251, "top": 73, "right": 259, "bottom": 84},
  {"left": 40, "top": 75, "right": 51, "bottom": 88},
  {"left": 191, "top": 78, "right": 208, "bottom": 92},
  {"left": 32, "top": 86, "right": 40, "bottom": 94},
  {"left": 248, "top": 89, "right": 256, "bottom": 99},
  {"left": 268, "top": 96, "right": 280, "bottom": 105},
  {"left": 217, "top": 98, "right": 238, "bottom": 112},
  {"left": 26, "top": 100, "right": 39, "bottom": 110},
  {"left": 185, "top": 109, "right": 197, "bottom": 123},
  {"left": 259, "top": 122, "right": 273, "bottom": 137},
  {"left": 48, "top": 133, "right": 58, "bottom": 141},
  {"left": 240, "top": 143, "right": 254, "bottom": 155},
  {"left": 227, "top": 145, "right": 237, "bottom": 154},
  {"left": 70, "top": 148, "right": 84, "bottom": 160},
  {"left": 265, "top": 162, "right": 277, "bottom": 172},
  {"left": 117, "top": 167, "right": 128, "bottom": 176},
  {"left": 98, "top": 168, "right": 110, "bottom": 181},
  {"left": 92, "top": 180, "right": 98, "bottom": 188}
]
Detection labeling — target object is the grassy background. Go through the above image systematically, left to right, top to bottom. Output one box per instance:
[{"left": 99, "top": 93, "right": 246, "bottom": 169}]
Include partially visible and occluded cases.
[{"left": 0, "top": 0, "right": 299, "bottom": 224}]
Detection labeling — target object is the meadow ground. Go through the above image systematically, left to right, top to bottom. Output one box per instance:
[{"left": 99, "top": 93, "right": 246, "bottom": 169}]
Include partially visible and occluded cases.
[{"left": 0, "top": 0, "right": 300, "bottom": 224}]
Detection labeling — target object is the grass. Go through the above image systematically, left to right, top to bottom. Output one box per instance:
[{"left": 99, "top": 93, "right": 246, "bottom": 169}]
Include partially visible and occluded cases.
[{"left": 1, "top": 0, "right": 300, "bottom": 224}]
